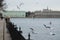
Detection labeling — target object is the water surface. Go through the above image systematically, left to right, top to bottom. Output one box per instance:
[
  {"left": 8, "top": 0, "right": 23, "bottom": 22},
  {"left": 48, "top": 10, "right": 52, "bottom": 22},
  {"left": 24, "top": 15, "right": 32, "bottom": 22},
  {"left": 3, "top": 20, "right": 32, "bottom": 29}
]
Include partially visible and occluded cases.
[{"left": 10, "top": 18, "right": 60, "bottom": 40}]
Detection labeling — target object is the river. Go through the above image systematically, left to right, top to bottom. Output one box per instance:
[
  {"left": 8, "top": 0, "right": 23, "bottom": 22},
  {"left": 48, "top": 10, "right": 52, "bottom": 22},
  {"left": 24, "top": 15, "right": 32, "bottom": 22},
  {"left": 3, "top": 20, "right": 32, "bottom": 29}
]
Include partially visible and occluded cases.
[{"left": 10, "top": 18, "right": 60, "bottom": 40}]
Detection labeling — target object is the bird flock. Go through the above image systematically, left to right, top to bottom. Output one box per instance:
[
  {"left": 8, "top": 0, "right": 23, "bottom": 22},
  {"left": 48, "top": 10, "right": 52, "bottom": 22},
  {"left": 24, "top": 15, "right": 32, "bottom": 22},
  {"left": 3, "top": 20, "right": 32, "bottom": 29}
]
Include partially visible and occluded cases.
[
  {"left": 29, "top": 21, "right": 55, "bottom": 36},
  {"left": 43, "top": 22, "right": 55, "bottom": 35}
]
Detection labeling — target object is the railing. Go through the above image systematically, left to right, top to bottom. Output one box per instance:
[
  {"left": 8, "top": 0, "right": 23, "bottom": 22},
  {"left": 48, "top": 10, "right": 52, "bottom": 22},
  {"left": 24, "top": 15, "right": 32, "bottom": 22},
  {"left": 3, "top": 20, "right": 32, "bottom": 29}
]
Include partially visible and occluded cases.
[{"left": 5, "top": 18, "right": 26, "bottom": 40}]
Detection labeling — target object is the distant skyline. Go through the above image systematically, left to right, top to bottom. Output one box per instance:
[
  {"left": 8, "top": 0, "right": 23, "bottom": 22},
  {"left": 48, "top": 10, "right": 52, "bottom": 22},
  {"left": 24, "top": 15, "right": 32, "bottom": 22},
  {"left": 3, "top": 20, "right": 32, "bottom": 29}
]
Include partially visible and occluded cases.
[{"left": 5, "top": 0, "right": 60, "bottom": 11}]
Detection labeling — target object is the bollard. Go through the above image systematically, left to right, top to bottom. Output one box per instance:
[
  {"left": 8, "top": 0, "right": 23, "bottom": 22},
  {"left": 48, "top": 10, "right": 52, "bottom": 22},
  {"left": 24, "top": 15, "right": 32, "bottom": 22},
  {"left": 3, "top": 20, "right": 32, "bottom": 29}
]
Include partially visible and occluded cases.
[{"left": 28, "top": 33, "right": 30, "bottom": 40}]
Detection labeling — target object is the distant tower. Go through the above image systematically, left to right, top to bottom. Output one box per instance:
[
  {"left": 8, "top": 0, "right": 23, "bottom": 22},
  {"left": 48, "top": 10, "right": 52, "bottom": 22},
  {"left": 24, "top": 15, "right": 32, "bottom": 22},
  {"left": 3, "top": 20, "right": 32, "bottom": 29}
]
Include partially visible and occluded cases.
[{"left": 47, "top": 6, "right": 49, "bottom": 10}]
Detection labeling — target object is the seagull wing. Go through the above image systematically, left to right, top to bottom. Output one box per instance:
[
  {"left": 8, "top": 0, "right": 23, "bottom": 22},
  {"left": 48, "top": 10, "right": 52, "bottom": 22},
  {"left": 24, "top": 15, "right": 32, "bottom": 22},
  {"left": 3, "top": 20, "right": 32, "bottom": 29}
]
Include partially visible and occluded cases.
[
  {"left": 17, "top": 5, "right": 20, "bottom": 9},
  {"left": 43, "top": 24, "right": 46, "bottom": 27},
  {"left": 30, "top": 28, "right": 34, "bottom": 30}
]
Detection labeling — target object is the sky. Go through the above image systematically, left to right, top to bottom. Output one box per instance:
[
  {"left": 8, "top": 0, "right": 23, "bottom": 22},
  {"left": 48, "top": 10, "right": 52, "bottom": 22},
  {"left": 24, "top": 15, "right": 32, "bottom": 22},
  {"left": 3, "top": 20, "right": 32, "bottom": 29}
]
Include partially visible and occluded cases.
[{"left": 5, "top": 0, "right": 60, "bottom": 11}]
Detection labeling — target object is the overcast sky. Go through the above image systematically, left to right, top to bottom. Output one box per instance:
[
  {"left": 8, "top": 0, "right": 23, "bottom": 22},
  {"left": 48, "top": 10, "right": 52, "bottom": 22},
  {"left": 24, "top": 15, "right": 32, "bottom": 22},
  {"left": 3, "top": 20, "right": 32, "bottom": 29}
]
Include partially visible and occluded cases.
[{"left": 5, "top": 0, "right": 60, "bottom": 11}]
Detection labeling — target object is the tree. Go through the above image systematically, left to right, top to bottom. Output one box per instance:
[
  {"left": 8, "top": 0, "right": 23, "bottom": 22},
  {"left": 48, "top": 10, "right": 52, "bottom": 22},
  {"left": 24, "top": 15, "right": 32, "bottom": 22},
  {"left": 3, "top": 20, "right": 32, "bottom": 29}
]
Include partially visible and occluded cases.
[
  {"left": 0, "top": 0, "right": 6, "bottom": 19},
  {"left": 26, "top": 11, "right": 31, "bottom": 17}
]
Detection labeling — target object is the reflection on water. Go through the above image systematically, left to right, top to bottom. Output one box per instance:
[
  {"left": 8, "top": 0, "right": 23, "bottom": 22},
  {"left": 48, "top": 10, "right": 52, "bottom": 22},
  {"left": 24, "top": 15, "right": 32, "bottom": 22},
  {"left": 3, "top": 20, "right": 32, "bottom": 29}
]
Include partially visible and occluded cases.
[{"left": 10, "top": 18, "right": 60, "bottom": 40}]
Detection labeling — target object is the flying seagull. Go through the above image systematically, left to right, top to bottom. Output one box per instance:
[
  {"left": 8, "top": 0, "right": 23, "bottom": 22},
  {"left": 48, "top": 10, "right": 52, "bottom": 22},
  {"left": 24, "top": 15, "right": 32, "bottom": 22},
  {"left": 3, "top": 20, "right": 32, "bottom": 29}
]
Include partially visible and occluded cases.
[
  {"left": 17, "top": 5, "right": 20, "bottom": 9},
  {"left": 43, "top": 24, "right": 51, "bottom": 29},
  {"left": 29, "top": 28, "right": 37, "bottom": 34},
  {"left": 50, "top": 32, "right": 56, "bottom": 35}
]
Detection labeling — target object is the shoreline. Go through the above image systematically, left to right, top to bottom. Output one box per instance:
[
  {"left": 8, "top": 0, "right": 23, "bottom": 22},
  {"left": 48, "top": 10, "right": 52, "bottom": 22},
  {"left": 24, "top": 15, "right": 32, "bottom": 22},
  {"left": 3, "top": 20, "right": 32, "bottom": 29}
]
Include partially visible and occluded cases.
[{"left": 10, "top": 17, "right": 60, "bottom": 18}]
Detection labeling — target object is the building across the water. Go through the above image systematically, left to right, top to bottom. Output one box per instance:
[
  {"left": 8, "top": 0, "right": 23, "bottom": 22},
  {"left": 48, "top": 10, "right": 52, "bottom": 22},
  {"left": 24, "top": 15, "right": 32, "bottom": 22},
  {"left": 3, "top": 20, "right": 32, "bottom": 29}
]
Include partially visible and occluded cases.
[
  {"left": 2, "top": 9, "right": 60, "bottom": 18},
  {"left": 33, "top": 9, "right": 60, "bottom": 18},
  {"left": 3, "top": 11, "right": 26, "bottom": 18}
]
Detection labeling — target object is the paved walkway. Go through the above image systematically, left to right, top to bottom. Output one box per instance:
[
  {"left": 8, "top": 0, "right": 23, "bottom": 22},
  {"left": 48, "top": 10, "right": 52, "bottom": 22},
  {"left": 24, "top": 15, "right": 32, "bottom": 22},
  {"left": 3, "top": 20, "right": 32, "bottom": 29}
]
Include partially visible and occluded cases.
[{"left": 0, "top": 19, "right": 11, "bottom": 40}]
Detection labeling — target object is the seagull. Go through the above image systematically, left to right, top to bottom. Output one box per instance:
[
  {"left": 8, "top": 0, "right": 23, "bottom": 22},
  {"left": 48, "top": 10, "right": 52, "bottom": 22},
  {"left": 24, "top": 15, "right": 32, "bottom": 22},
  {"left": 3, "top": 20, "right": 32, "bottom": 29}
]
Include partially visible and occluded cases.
[
  {"left": 19, "top": 3, "right": 24, "bottom": 6},
  {"left": 17, "top": 5, "right": 20, "bottom": 9},
  {"left": 43, "top": 24, "right": 51, "bottom": 29},
  {"left": 30, "top": 28, "right": 37, "bottom": 34},
  {"left": 30, "top": 28, "right": 34, "bottom": 31},
  {"left": 30, "top": 28, "right": 34, "bottom": 33},
  {"left": 50, "top": 32, "right": 55, "bottom": 35},
  {"left": 52, "top": 33, "right": 55, "bottom": 35}
]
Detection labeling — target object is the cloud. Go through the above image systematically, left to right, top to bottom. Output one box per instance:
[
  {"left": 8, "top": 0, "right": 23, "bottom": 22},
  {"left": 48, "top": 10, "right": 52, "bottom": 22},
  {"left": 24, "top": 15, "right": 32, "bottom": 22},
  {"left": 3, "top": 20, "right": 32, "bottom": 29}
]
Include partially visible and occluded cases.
[{"left": 5, "top": 0, "right": 60, "bottom": 11}]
